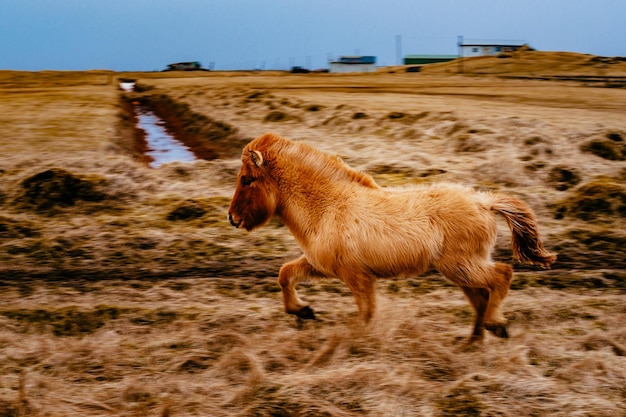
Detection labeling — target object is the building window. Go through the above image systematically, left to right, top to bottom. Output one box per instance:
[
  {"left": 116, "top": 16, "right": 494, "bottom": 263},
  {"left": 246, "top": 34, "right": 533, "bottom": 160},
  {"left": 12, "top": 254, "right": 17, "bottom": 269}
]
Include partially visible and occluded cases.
[
  {"left": 472, "top": 47, "right": 478, "bottom": 53},
  {"left": 495, "top": 47, "right": 502, "bottom": 52}
]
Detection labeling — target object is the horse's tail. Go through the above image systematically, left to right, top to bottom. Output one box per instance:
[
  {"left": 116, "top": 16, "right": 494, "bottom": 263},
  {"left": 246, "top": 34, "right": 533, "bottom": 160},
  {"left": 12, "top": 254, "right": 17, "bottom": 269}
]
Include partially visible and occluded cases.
[{"left": 490, "top": 194, "right": 557, "bottom": 268}]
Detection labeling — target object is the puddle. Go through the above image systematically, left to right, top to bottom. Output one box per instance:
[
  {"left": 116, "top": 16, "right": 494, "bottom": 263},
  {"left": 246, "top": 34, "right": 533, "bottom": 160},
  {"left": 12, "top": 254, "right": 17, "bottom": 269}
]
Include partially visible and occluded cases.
[{"left": 135, "top": 107, "right": 197, "bottom": 168}]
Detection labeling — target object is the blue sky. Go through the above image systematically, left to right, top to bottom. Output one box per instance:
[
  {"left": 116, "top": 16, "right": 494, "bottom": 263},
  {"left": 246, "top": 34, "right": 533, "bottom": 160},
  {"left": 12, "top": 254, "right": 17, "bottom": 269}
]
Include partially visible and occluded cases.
[{"left": 1, "top": 0, "right": 625, "bottom": 71}]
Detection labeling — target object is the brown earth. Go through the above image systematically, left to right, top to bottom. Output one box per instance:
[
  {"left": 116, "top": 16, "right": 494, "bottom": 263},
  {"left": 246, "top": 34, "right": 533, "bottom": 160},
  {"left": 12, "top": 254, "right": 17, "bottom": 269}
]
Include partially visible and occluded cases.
[{"left": 0, "top": 51, "right": 625, "bottom": 416}]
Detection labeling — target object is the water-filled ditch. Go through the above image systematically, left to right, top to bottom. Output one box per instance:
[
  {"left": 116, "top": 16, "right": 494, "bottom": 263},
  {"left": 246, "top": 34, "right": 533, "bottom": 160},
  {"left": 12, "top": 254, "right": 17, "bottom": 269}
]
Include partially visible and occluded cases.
[
  {"left": 123, "top": 91, "right": 245, "bottom": 167},
  {"left": 134, "top": 106, "right": 198, "bottom": 168}
]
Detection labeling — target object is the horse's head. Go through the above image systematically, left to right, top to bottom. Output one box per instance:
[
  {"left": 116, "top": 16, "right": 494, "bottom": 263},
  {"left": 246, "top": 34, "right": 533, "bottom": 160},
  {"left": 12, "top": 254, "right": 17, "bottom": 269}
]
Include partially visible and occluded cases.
[{"left": 228, "top": 144, "right": 279, "bottom": 231}]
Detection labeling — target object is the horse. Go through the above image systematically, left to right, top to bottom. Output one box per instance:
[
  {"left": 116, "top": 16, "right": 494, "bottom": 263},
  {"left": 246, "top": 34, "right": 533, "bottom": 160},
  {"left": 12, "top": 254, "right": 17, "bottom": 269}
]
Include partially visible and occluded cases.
[{"left": 228, "top": 133, "right": 556, "bottom": 342}]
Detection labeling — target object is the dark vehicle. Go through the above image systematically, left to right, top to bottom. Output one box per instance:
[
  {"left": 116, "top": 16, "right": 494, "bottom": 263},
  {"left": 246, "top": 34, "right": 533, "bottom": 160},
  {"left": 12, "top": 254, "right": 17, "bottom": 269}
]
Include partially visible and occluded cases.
[
  {"left": 163, "top": 61, "right": 210, "bottom": 72},
  {"left": 290, "top": 66, "right": 310, "bottom": 74}
]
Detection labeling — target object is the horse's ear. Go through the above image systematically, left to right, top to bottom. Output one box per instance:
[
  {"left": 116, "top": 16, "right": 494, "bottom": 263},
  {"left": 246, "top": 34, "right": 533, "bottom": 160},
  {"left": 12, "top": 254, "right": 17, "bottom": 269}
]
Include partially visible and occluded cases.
[{"left": 249, "top": 150, "right": 264, "bottom": 168}]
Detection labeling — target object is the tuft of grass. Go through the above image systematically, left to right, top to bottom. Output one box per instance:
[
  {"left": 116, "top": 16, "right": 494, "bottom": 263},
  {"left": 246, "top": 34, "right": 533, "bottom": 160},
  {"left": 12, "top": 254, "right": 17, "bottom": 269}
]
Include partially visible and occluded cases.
[
  {"left": 246, "top": 91, "right": 265, "bottom": 101},
  {"left": 304, "top": 104, "right": 324, "bottom": 112},
  {"left": 264, "top": 110, "right": 301, "bottom": 123},
  {"left": 383, "top": 111, "right": 429, "bottom": 124},
  {"left": 386, "top": 111, "right": 406, "bottom": 120},
  {"left": 605, "top": 131, "right": 623, "bottom": 142},
  {"left": 455, "top": 134, "right": 486, "bottom": 152},
  {"left": 524, "top": 136, "right": 545, "bottom": 146},
  {"left": 580, "top": 137, "right": 626, "bottom": 161},
  {"left": 368, "top": 163, "right": 416, "bottom": 177},
  {"left": 547, "top": 165, "right": 582, "bottom": 191},
  {"left": 554, "top": 177, "right": 626, "bottom": 221},
  {"left": 163, "top": 196, "right": 231, "bottom": 225},
  {"left": 166, "top": 199, "right": 207, "bottom": 221},
  {"left": 0, "top": 215, "right": 40, "bottom": 238},
  {"left": 550, "top": 228, "right": 626, "bottom": 271},
  {"left": 406, "top": 275, "right": 455, "bottom": 294},
  {"left": 163, "top": 281, "right": 192, "bottom": 291},
  {"left": 0, "top": 305, "right": 132, "bottom": 336},
  {"left": 130, "top": 309, "right": 178, "bottom": 326},
  {"left": 241, "top": 383, "right": 338, "bottom": 417},
  {"left": 436, "top": 385, "right": 482, "bottom": 417}
]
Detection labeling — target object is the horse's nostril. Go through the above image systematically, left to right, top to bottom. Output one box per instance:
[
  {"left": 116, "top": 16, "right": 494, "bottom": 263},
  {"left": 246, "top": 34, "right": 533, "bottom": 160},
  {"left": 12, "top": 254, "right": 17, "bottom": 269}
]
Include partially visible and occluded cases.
[{"left": 228, "top": 213, "right": 240, "bottom": 228}]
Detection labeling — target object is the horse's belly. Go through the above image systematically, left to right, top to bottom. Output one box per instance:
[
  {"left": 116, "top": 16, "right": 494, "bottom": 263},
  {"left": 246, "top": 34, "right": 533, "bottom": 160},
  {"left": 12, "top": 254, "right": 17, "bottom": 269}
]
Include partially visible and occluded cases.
[
  {"left": 305, "top": 231, "right": 436, "bottom": 279},
  {"left": 363, "top": 249, "right": 432, "bottom": 278}
]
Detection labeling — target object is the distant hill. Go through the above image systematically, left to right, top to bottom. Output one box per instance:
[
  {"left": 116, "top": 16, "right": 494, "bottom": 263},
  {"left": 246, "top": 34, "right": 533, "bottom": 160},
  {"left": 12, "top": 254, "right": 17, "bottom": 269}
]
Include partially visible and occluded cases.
[{"left": 405, "top": 50, "right": 626, "bottom": 78}]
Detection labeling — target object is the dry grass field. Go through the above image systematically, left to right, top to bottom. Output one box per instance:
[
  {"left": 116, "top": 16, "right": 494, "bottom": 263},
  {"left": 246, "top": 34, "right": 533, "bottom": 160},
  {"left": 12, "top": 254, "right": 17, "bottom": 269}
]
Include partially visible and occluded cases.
[{"left": 0, "top": 50, "right": 625, "bottom": 416}]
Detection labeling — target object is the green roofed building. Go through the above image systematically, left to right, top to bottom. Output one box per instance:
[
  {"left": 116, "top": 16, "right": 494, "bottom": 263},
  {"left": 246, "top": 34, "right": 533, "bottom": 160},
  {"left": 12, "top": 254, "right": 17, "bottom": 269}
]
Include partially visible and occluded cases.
[{"left": 404, "top": 55, "right": 458, "bottom": 65}]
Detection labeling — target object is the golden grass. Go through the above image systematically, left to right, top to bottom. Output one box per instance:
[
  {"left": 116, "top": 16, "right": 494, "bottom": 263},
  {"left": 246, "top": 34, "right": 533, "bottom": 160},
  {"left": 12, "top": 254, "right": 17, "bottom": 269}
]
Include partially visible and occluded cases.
[
  {"left": 0, "top": 53, "right": 625, "bottom": 415},
  {"left": 0, "top": 71, "right": 119, "bottom": 156},
  {"left": 0, "top": 278, "right": 624, "bottom": 416}
]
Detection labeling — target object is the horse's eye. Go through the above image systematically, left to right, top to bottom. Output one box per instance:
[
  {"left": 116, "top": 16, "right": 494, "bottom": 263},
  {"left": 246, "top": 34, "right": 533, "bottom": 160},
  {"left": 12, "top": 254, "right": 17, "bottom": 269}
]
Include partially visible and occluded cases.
[{"left": 241, "top": 177, "right": 254, "bottom": 186}]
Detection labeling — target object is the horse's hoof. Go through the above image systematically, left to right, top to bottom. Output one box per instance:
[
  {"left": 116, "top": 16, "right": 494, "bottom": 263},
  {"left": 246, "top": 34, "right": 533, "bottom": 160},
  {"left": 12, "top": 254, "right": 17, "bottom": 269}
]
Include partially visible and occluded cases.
[
  {"left": 294, "top": 306, "right": 316, "bottom": 320},
  {"left": 485, "top": 323, "right": 509, "bottom": 338}
]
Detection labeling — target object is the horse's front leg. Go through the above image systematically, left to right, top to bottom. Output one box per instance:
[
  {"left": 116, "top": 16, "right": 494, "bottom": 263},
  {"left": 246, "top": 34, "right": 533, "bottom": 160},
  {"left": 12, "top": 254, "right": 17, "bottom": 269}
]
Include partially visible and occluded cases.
[{"left": 278, "top": 255, "right": 325, "bottom": 320}]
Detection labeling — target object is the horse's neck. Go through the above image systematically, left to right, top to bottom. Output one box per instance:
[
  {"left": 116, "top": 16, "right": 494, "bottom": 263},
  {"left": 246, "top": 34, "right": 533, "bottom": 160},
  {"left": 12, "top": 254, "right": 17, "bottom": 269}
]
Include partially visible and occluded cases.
[
  {"left": 273, "top": 148, "right": 375, "bottom": 242},
  {"left": 275, "top": 167, "right": 342, "bottom": 244},
  {"left": 277, "top": 182, "right": 327, "bottom": 240}
]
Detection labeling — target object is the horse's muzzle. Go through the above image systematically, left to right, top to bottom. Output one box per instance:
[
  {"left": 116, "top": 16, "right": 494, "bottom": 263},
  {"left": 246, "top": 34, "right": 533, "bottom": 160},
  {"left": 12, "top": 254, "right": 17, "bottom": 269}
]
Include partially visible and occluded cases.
[{"left": 228, "top": 213, "right": 242, "bottom": 228}]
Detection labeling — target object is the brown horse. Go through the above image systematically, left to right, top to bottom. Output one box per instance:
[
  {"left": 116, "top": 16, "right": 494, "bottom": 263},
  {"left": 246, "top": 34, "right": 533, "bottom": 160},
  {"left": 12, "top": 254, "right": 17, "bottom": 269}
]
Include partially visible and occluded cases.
[{"left": 228, "top": 133, "right": 556, "bottom": 342}]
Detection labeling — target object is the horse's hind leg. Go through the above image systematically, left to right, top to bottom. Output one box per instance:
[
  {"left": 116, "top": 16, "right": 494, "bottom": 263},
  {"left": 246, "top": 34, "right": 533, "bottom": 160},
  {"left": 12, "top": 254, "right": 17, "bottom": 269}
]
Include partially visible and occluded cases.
[
  {"left": 278, "top": 255, "right": 325, "bottom": 320},
  {"left": 439, "top": 261, "right": 512, "bottom": 340},
  {"left": 483, "top": 262, "right": 513, "bottom": 338},
  {"left": 460, "top": 287, "right": 490, "bottom": 343}
]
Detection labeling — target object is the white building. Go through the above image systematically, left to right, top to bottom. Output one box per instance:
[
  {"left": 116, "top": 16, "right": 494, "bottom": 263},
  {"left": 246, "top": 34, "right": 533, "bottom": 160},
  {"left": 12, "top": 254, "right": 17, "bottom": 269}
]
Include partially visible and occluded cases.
[
  {"left": 459, "top": 40, "right": 527, "bottom": 57},
  {"left": 329, "top": 56, "right": 377, "bottom": 73}
]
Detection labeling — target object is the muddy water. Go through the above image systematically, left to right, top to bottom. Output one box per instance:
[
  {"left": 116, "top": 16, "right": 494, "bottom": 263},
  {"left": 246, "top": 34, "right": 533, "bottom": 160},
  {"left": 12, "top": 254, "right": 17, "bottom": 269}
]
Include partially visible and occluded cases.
[{"left": 135, "top": 107, "right": 196, "bottom": 168}]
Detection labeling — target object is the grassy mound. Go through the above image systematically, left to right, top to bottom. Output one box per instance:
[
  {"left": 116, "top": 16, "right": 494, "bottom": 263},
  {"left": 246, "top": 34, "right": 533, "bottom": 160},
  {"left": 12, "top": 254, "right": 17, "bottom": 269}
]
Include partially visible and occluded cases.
[
  {"left": 419, "top": 50, "right": 626, "bottom": 77},
  {"left": 264, "top": 110, "right": 301, "bottom": 123},
  {"left": 580, "top": 131, "right": 626, "bottom": 161},
  {"left": 547, "top": 166, "right": 582, "bottom": 191},
  {"left": 15, "top": 168, "right": 111, "bottom": 213},
  {"left": 555, "top": 177, "right": 626, "bottom": 221},
  {"left": 166, "top": 196, "right": 231, "bottom": 224},
  {"left": 549, "top": 228, "right": 626, "bottom": 273}
]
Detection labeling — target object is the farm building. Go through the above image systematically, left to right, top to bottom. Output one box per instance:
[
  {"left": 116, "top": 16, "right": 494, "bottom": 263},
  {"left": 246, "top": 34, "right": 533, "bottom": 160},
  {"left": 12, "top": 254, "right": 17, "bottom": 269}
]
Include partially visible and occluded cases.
[
  {"left": 459, "top": 40, "right": 528, "bottom": 57},
  {"left": 404, "top": 55, "right": 458, "bottom": 65},
  {"left": 329, "top": 56, "right": 376, "bottom": 73},
  {"left": 163, "top": 61, "right": 208, "bottom": 71}
]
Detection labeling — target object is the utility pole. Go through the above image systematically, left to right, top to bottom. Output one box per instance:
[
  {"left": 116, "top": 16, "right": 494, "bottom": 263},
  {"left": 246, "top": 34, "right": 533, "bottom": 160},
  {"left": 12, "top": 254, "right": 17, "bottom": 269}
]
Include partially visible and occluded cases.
[
  {"left": 395, "top": 35, "right": 402, "bottom": 65},
  {"left": 457, "top": 35, "right": 464, "bottom": 74}
]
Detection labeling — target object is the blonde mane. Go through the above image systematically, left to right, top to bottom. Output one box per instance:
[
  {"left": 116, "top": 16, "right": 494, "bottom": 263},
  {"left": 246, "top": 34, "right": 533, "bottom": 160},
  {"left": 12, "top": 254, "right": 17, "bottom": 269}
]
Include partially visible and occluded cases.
[{"left": 248, "top": 133, "right": 379, "bottom": 189}]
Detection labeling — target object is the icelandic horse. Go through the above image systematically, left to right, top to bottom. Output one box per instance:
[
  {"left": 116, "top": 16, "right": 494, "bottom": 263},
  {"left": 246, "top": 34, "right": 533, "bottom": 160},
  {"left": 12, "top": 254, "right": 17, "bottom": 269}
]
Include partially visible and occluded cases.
[{"left": 228, "top": 133, "right": 556, "bottom": 342}]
